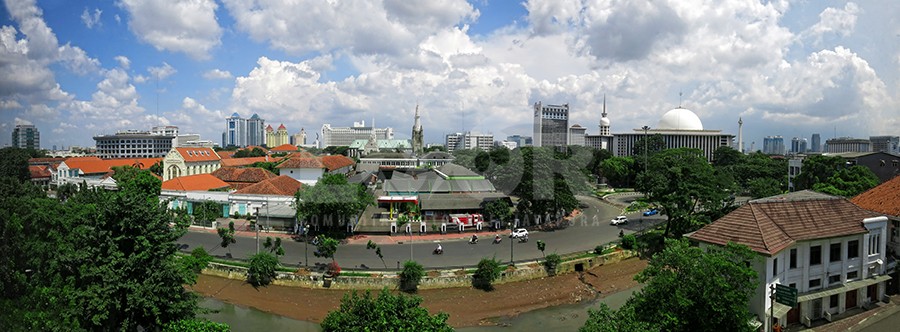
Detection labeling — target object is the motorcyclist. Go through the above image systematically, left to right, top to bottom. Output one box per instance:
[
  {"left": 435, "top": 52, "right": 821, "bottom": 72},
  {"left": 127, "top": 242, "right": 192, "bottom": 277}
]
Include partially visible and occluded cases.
[
  {"left": 471, "top": 234, "right": 478, "bottom": 243},
  {"left": 494, "top": 234, "right": 501, "bottom": 243},
  {"left": 436, "top": 243, "right": 443, "bottom": 254}
]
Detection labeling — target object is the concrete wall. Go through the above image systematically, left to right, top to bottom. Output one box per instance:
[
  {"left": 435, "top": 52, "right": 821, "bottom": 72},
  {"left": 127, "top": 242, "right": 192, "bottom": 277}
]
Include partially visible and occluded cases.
[{"left": 201, "top": 250, "right": 638, "bottom": 290}]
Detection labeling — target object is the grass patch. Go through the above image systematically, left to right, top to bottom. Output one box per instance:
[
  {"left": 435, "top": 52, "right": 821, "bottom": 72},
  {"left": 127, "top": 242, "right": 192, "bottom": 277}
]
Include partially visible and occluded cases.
[{"left": 340, "top": 271, "right": 373, "bottom": 277}]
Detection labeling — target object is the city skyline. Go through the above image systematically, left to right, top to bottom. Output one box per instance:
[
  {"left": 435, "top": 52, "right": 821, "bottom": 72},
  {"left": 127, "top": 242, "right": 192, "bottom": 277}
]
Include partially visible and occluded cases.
[{"left": 1, "top": 1, "right": 898, "bottom": 150}]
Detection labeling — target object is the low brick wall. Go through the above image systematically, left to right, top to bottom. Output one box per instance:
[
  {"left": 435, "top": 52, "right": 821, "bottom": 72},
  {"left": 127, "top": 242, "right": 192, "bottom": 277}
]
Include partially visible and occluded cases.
[{"left": 200, "top": 250, "right": 639, "bottom": 290}]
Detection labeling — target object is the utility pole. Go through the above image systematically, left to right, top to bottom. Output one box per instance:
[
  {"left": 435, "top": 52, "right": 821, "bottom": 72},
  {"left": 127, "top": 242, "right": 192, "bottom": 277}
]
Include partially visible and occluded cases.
[{"left": 641, "top": 125, "right": 650, "bottom": 198}]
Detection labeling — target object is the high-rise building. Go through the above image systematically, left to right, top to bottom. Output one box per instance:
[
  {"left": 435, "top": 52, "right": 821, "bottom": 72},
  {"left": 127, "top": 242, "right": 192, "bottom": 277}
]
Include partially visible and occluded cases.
[
  {"left": 533, "top": 102, "right": 569, "bottom": 148},
  {"left": 412, "top": 105, "right": 424, "bottom": 156},
  {"left": 224, "top": 113, "right": 247, "bottom": 147},
  {"left": 246, "top": 114, "right": 266, "bottom": 147},
  {"left": 320, "top": 120, "right": 393, "bottom": 148},
  {"left": 11, "top": 124, "right": 40, "bottom": 150},
  {"left": 265, "top": 124, "right": 289, "bottom": 147},
  {"left": 568, "top": 125, "right": 586, "bottom": 146},
  {"left": 292, "top": 128, "right": 308, "bottom": 146},
  {"left": 94, "top": 130, "right": 174, "bottom": 158},
  {"left": 445, "top": 132, "right": 494, "bottom": 152},
  {"left": 810, "top": 133, "right": 821, "bottom": 152},
  {"left": 506, "top": 135, "right": 532, "bottom": 147},
  {"left": 763, "top": 136, "right": 785, "bottom": 155},
  {"left": 869, "top": 136, "right": 899, "bottom": 154},
  {"left": 790, "top": 137, "right": 807, "bottom": 154},
  {"left": 824, "top": 137, "right": 872, "bottom": 153}
]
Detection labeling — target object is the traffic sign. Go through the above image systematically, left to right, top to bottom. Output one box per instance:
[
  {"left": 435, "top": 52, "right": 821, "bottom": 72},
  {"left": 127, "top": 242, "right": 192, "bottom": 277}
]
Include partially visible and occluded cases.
[{"left": 775, "top": 284, "right": 798, "bottom": 307}]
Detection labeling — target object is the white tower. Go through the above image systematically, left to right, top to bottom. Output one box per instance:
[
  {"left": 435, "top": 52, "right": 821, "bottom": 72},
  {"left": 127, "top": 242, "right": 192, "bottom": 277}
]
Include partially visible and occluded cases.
[{"left": 599, "top": 94, "right": 611, "bottom": 136}]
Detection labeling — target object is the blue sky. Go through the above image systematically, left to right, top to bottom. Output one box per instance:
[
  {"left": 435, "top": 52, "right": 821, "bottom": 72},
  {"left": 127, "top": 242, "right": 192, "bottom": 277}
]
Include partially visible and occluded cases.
[{"left": 1, "top": 0, "right": 897, "bottom": 151}]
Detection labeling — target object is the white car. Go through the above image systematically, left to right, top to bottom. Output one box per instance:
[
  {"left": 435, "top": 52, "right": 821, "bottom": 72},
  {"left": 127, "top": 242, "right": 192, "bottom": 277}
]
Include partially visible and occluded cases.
[
  {"left": 610, "top": 216, "right": 629, "bottom": 225},
  {"left": 510, "top": 228, "right": 529, "bottom": 238}
]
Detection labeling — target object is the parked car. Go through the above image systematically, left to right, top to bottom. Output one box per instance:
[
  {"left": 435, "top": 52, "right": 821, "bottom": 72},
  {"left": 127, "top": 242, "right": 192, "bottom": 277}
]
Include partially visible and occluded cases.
[
  {"left": 643, "top": 208, "right": 659, "bottom": 216},
  {"left": 610, "top": 216, "right": 629, "bottom": 225},
  {"left": 510, "top": 228, "right": 529, "bottom": 238}
]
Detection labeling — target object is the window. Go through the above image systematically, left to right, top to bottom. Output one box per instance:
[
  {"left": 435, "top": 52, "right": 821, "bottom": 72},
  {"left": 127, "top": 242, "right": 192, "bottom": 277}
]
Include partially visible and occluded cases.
[
  {"left": 869, "top": 234, "right": 881, "bottom": 255},
  {"left": 848, "top": 240, "right": 859, "bottom": 259},
  {"left": 830, "top": 243, "right": 842, "bottom": 262},
  {"left": 810, "top": 245, "right": 822, "bottom": 265},
  {"left": 790, "top": 249, "right": 797, "bottom": 269},
  {"left": 773, "top": 258, "right": 778, "bottom": 277},
  {"left": 847, "top": 271, "right": 858, "bottom": 280},
  {"left": 828, "top": 274, "right": 841, "bottom": 284},
  {"left": 809, "top": 278, "right": 821, "bottom": 289},
  {"left": 830, "top": 294, "right": 839, "bottom": 308}
]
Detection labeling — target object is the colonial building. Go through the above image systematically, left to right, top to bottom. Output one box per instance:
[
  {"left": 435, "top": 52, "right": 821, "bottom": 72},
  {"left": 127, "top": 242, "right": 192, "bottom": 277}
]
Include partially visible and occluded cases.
[
  {"left": 162, "top": 147, "right": 222, "bottom": 181},
  {"left": 851, "top": 175, "right": 900, "bottom": 285},
  {"left": 689, "top": 191, "right": 890, "bottom": 331}
]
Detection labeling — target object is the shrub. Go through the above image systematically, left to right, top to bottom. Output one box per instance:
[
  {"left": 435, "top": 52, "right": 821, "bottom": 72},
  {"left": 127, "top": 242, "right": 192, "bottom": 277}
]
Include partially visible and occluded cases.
[
  {"left": 621, "top": 234, "right": 637, "bottom": 250},
  {"left": 594, "top": 245, "right": 604, "bottom": 255},
  {"left": 247, "top": 252, "right": 279, "bottom": 287},
  {"left": 544, "top": 253, "right": 562, "bottom": 275},
  {"left": 472, "top": 257, "right": 502, "bottom": 291},
  {"left": 326, "top": 261, "right": 342, "bottom": 277},
  {"left": 399, "top": 261, "right": 425, "bottom": 293},
  {"left": 163, "top": 319, "right": 229, "bottom": 332}
]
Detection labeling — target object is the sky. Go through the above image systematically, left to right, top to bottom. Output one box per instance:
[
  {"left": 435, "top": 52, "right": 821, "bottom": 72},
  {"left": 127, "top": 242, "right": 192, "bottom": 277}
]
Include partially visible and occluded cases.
[{"left": 1, "top": 0, "right": 898, "bottom": 151}]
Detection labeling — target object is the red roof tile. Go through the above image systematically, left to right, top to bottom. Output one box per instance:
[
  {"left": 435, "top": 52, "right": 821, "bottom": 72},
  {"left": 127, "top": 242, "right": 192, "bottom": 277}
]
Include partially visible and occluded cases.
[
  {"left": 278, "top": 124, "right": 286, "bottom": 130},
  {"left": 269, "top": 144, "right": 299, "bottom": 152},
  {"left": 174, "top": 148, "right": 220, "bottom": 162},
  {"left": 217, "top": 150, "right": 236, "bottom": 159},
  {"left": 321, "top": 155, "right": 355, "bottom": 171},
  {"left": 220, "top": 156, "right": 279, "bottom": 167},
  {"left": 28, "top": 157, "right": 66, "bottom": 165},
  {"left": 63, "top": 157, "right": 161, "bottom": 174},
  {"left": 277, "top": 157, "right": 323, "bottom": 169},
  {"left": 29, "top": 165, "right": 51, "bottom": 179},
  {"left": 212, "top": 167, "right": 277, "bottom": 183},
  {"left": 161, "top": 174, "right": 230, "bottom": 191},
  {"left": 233, "top": 175, "right": 303, "bottom": 196},
  {"left": 851, "top": 175, "right": 900, "bottom": 217},
  {"left": 689, "top": 190, "right": 881, "bottom": 256}
]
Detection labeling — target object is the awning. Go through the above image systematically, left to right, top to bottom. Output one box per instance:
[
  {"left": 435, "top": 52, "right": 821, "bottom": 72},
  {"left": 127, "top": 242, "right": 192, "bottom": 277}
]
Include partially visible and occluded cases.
[
  {"left": 377, "top": 195, "right": 418, "bottom": 203},
  {"left": 797, "top": 275, "right": 891, "bottom": 302},
  {"left": 771, "top": 302, "right": 792, "bottom": 319}
]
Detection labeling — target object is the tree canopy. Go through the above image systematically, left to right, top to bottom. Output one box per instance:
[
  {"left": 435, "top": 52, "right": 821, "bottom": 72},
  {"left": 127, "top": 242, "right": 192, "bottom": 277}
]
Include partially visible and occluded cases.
[
  {"left": 233, "top": 147, "right": 267, "bottom": 158},
  {"left": 637, "top": 148, "right": 736, "bottom": 238},
  {"left": 812, "top": 165, "right": 879, "bottom": 197},
  {"left": 0, "top": 168, "right": 206, "bottom": 330},
  {"left": 295, "top": 173, "right": 374, "bottom": 227},
  {"left": 581, "top": 239, "right": 759, "bottom": 332},
  {"left": 321, "top": 289, "right": 453, "bottom": 332}
]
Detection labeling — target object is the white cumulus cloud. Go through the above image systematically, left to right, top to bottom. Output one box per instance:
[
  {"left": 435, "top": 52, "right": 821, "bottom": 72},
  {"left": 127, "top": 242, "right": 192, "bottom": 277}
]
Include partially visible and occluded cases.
[
  {"left": 118, "top": 0, "right": 222, "bottom": 60},
  {"left": 81, "top": 8, "right": 102, "bottom": 29},
  {"left": 203, "top": 69, "right": 232, "bottom": 80}
]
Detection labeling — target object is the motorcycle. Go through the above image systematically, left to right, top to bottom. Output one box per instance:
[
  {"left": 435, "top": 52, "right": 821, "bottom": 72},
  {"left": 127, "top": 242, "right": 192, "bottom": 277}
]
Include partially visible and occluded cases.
[
  {"left": 469, "top": 236, "right": 478, "bottom": 244},
  {"left": 493, "top": 236, "right": 502, "bottom": 244},
  {"left": 518, "top": 236, "right": 529, "bottom": 243},
  {"left": 433, "top": 248, "right": 444, "bottom": 255}
]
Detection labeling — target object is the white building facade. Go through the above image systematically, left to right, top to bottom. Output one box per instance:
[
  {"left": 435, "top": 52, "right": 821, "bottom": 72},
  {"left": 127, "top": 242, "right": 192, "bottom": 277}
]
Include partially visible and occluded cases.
[
  {"left": 321, "top": 121, "right": 393, "bottom": 148},
  {"left": 93, "top": 130, "right": 174, "bottom": 159},
  {"left": 445, "top": 132, "right": 494, "bottom": 152},
  {"left": 690, "top": 191, "right": 889, "bottom": 332}
]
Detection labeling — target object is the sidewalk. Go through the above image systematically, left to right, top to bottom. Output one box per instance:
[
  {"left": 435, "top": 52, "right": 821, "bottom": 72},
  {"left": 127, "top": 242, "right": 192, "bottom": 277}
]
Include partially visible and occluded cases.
[
  {"left": 188, "top": 218, "right": 524, "bottom": 246},
  {"left": 793, "top": 295, "right": 900, "bottom": 332}
]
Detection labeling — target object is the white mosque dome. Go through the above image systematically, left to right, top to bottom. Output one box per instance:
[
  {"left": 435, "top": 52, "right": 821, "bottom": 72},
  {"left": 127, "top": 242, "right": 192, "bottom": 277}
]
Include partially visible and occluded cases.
[
  {"left": 657, "top": 107, "right": 703, "bottom": 130},
  {"left": 600, "top": 116, "right": 610, "bottom": 126}
]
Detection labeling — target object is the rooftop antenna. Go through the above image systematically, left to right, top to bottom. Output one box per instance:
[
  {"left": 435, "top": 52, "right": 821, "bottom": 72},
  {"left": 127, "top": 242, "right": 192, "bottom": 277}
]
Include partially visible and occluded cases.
[
  {"left": 156, "top": 72, "right": 160, "bottom": 128},
  {"left": 678, "top": 90, "right": 683, "bottom": 108},
  {"left": 602, "top": 94, "right": 607, "bottom": 118}
]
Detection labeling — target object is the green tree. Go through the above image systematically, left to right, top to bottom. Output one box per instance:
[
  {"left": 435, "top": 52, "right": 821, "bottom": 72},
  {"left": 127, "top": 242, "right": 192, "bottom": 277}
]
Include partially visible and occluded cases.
[
  {"left": 322, "top": 145, "right": 350, "bottom": 156},
  {"left": 424, "top": 145, "right": 447, "bottom": 153},
  {"left": 712, "top": 146, "right": 744, "bottom": 167},
  {"left": 0, "top": 147, "right": 35, "bottom": 182},
  {"left": 233, "top": 147, "right": 267, "bottom": 158},
  {"left": 637, "top": 148, "right": 736, "bottom": 238},
  {"left": 474, "top": 150, "right": 491, "bottom": 173},
  {"left": 794, "top": 154, "right": 846, "bottom": 191},
  {"left": 599, "top": 156, "right": 635, "bottom": 187},
  {"left": 149, "top": 160, "right": 164, "bottom": 176},
  {"left": 249, "top": 161, "right": 279, "bottom": 175},
  {"left": 812, "top": 165, "right": 879, "bottom": 197},
  {"left": 0, "top": 171, "right": 202, "bottom": 330},
  {"left": 295, "top": 173, "right": 374, "bottom": 230},
  {"left": 747, "top": 177, "right": 782, "bottom": 198},
  {"left": 482, "top": 199, "right": 512, "bottom": 223},
  {"left": 194, "top": 201, "right": 222, "bottom": 226},
  {"left": 217, "top": 221, "right": 237, "bottom": 254},
  {"left": 314, "top": 236, "right": 340, "bottom": 263},
  {"left": 263, "top": 237, "right": 285, "bottom": 257},
  {"left": 582, "top": 239, "right": 758, "bottom": 331},
  {"left": 366, "top": 240, "right": 386, "bottom": 268},
  {"left": 180, "top": 247, "right": 213, "bottom": 284},
  {"left": 247, "top": 252, "right": 279, "bottom": 287},
  {"left": 543, "top": 253, "right": 561, "bottom": 276},
  {"left": 472, "top": 257, "right": 502, "bottom": 291},
  {"left": 399, "top": 260, "right": 425, "bottom": 293},
  {"left": 321, "top": 289, "right": 453, "bottom": 332},
  {"left": 163, "top": 318, "right": 230, "bottom": 332}
]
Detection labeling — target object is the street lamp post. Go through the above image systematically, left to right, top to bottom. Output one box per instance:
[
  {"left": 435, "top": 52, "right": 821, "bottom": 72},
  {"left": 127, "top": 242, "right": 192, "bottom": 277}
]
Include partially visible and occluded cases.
[
  {"left": 641, "top": 125, "right": 650, "bottom": 198},
  {"left": 254, "top": 205, "right": 261, "bottom": 254},
  {"left": 508, "top": 221, "right": 514, "bottom": 265},
  {"left": 303, "top": 224, "right": 309, "bottom": 266}
]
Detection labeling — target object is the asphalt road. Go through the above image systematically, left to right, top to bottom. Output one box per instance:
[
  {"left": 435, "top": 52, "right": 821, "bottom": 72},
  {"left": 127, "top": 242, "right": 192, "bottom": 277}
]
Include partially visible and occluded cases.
[{"left": 177, "top": 195, "right": 665, "bottom": 270}]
